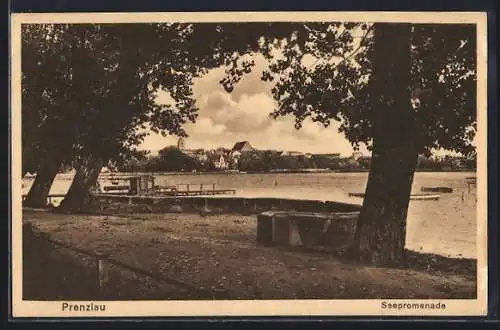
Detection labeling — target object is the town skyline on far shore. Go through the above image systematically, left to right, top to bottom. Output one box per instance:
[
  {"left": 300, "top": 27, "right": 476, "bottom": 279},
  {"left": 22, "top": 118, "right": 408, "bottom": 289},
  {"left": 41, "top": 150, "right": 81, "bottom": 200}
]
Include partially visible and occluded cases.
[
  {"left": 140, "top": 133, "right": 462, "bottom": 159},
  {"left": 141, "top": 134, "right": 369, "bottom": 158}
]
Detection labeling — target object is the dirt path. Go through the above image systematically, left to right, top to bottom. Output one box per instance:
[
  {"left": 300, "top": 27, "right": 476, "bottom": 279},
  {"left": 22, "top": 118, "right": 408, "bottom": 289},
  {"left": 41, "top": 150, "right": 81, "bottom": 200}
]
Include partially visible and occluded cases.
[{"left": 22, "top": 209, "right": 476, "bottom": 300}]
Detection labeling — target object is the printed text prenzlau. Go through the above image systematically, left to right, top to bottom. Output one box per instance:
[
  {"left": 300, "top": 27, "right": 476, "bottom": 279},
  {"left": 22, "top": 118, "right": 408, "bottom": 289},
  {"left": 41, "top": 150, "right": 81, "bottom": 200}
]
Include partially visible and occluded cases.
[{"left": 62, "top": 302, "right": 106, "bottom": 312}]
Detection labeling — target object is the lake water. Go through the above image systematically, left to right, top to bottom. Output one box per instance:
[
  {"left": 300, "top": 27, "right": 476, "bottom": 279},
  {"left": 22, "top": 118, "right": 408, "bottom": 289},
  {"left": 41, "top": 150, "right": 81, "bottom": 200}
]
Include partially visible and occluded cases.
[{"left": 22, "top": 171, "right": 478, "bottom": 259}]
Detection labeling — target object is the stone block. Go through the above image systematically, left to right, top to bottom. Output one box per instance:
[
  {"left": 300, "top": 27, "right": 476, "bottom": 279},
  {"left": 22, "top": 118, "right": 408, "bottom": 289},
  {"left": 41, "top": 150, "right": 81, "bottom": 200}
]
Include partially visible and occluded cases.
[
  {"left": 256, "top": 211, "right": 359, "bottom": 249},
  {"left": 256, "top": 212, "right": 274, "bottom": 245}
]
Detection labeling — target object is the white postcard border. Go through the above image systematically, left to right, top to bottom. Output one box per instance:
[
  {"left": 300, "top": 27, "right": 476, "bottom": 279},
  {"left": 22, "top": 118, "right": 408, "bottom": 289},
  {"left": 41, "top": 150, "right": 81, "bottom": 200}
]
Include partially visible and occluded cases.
[{"left": 10, "top": 11, "right": 489, "bottom": 318}]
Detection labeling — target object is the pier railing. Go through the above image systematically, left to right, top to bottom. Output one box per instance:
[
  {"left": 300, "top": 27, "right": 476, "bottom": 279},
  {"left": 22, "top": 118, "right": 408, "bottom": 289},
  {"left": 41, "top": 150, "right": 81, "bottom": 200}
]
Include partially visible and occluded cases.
[
  {"left": 99, "top": 174, "right": 236, "bottom": 196},
  {"left": 154, "top": 183, "right": 236, "bottom": 196}
]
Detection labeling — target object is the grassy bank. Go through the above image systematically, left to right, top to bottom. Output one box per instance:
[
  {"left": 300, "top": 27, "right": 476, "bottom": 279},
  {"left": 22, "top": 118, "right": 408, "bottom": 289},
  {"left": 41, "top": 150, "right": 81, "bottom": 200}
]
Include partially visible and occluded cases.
[{"left": 22, "top": 208, "right": 476, "bottom": 300}]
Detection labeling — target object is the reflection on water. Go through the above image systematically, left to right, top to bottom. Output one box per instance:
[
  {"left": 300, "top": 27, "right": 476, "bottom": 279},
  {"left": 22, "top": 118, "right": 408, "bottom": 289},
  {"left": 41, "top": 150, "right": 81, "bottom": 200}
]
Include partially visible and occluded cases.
[{"left": 22, "top": 171, "right": 477, "bottom": 259}]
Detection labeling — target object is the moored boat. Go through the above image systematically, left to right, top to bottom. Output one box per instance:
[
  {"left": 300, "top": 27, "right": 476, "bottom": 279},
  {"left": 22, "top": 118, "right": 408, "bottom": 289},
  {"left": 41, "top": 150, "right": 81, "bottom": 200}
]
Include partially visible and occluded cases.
[
  {"left": 421, "top": 186, "right": 453, "bottom": 193},
  {"left": 348, "top": 192, "right": 440, "bottom": 201}
]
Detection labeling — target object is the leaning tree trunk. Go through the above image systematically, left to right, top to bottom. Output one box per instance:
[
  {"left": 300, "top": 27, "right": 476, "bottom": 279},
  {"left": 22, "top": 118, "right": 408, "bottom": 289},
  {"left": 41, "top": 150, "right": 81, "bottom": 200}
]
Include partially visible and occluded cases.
[
  {"left": 350, "top": 23, "right": 418, "bottom": 266},
  {"left": 55, "top": 154, "right": 104, "bottom": 213},
  {"left": 24, "top": 159, "right": 61, "bottom": 208}
]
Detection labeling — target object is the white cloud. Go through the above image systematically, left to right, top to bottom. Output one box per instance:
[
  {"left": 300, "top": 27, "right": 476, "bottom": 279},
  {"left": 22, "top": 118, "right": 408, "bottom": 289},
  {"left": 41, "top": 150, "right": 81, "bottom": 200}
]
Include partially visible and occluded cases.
[
  {"left": 140, "top": 59, "right": 369, "bottom": 157},
  {"left": 186, "top": 117, "right": 226, "bottom": 136}
]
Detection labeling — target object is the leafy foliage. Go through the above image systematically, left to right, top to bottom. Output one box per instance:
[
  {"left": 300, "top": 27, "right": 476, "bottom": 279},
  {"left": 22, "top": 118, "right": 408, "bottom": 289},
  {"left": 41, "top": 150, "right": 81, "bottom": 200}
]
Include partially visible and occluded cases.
[
  {"left": 22, "top": 22, "right": 476, "bottom": 172},
  {"left": 21, "top": 23, "right": 259, "bottom": 168},
  {"left": 219, "top": 23, "right": 476, "bottom": 157},
  {"left": 21, "top": 25, "right": 76, "bottom": 173},
  {"left": 156, "top": 146, "right": 202, "bottom": 172}
]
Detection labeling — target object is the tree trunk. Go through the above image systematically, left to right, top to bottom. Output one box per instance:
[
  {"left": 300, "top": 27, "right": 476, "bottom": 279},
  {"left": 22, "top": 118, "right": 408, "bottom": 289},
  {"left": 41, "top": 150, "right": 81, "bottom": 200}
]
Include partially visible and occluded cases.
[
  {"left": 350, "top": 23, "right": 417, "bottom": 266},
  {"left": 22, "top": 147, "right": 30, "bottom": 178},
  {"left": 55, "top": 154, "right": 104, "bottom": 213},
  {"left": 24, "top": 159, "right": 61, "bottom": 208}
]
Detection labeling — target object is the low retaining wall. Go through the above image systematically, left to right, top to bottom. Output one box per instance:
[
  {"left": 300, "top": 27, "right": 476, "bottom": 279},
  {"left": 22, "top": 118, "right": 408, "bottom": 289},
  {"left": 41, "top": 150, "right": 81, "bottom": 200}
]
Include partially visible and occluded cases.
[
  {"left": 91, "top": 194, "right": 362, "bottom": 215},
  {"left": 257, "top": 211, "right": 359, "bottom": 250}
]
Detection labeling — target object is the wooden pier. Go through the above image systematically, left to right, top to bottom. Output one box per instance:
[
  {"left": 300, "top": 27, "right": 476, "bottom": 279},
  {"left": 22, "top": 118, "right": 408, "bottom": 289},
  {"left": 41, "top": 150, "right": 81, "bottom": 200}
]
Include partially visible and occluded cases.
[
  {"left": 22, "top": 175, "right": 238, "bottom": 206},
  {"left": 98, "top": 176, "right": 237, "bottom": 197},
  {"left": 154, "top": 183, "right": 236, "bottom": 197}
]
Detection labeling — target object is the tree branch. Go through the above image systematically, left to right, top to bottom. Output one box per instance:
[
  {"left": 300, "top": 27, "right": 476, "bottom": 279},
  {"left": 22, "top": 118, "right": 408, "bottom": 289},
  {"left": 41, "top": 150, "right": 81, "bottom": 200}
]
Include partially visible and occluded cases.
[{"left": 275, "top": 24, "right": 374, "bottom": 119}]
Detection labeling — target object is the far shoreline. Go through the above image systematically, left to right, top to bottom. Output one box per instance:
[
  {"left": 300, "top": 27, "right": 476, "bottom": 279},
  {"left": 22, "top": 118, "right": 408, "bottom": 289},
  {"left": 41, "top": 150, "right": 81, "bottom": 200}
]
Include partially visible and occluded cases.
[
  {"left": 22, "top": 169, "right": 477, "bottom": 180},
  {"left": 99, "top": 169, "right": 477, "bottom": 176}
]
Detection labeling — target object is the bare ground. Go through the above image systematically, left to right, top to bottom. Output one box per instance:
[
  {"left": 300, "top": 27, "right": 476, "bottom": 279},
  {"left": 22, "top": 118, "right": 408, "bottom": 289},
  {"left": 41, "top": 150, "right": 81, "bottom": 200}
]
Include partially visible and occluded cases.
[{"left": 21, "top": 208, "right": 476, "bottom": 300}]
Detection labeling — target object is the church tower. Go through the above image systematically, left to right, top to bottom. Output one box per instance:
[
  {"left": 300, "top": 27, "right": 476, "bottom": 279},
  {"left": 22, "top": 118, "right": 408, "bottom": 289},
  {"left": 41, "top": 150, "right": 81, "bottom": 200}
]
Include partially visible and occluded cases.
[{"left": 177, "top": 137, "right": 185, "bottom": 150}]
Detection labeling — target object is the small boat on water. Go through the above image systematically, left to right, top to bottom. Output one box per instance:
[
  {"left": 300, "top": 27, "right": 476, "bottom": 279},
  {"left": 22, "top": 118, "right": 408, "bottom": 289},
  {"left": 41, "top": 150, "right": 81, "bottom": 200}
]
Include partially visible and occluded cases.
[
  {"left": 465, "top": 177, "right": 477, "bottom": 184},
  {"left": 98, "top": 178, "right": 131, "bottom": 194},
  {"left": 103, "top": 185, "right": 130, "bottom": 192},
  {"left": 421, "top": 186, "right": 453, "bottom": 193},
  {"left": 348, "top": 192, "right": 440, "bottom": 201},
  {"left": 348, "top": 192, "right": 366, "bottom": 198},
  {"left": 410, "top": 194, "right": 440, "bottom": 201}
]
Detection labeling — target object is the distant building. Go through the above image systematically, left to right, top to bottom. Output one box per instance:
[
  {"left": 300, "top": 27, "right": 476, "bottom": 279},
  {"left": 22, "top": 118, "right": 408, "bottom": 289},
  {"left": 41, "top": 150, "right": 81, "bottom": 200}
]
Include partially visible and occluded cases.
[
  {"left": 177, "top": 137, "right": 185, "bottom": 150},
  {"left": 230, "top": 141, "right": 254, "bottom": 160},
  {"left": 232, "top": 141, "right": 255, "bottom": 153},
  {"left": 280, "top": 151, "right": 304, "bottom": 157},
  {"left": 352, "top": 152, "right": 363, "bottom": 161},
  {"left": 312, "top": 153, "right": 340, "bottom": 159},
  {"left": 214, "top": 154, "right": 229, "bottom": 170}
]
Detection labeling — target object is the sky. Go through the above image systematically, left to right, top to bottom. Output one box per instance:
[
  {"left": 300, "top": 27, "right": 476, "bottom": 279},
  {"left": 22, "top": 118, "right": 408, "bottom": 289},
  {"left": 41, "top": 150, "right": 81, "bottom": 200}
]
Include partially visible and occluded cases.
[
  {"left": 138, "top": 52, "right": 466, "bottom": 158},
  {"left": 139, "top": 54, "right": 371, "bottom": 157}
]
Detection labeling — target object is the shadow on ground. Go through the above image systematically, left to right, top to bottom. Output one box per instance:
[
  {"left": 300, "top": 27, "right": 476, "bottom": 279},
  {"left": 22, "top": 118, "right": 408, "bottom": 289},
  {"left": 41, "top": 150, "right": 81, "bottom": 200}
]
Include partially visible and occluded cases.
[{"left": 22, "top": 210, "right": 477, "bottom": 301}]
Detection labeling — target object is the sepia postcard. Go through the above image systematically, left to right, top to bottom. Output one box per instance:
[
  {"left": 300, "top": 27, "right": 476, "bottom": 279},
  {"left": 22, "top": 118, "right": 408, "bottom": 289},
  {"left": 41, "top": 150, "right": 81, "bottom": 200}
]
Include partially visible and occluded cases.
[{"left": 10, "top": 11, "right": 488, "bottom": 318}]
